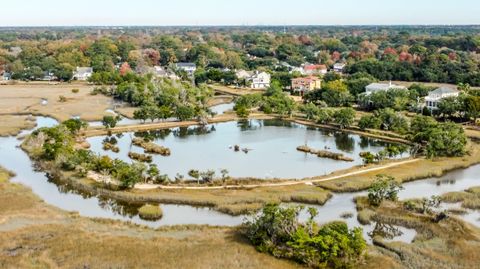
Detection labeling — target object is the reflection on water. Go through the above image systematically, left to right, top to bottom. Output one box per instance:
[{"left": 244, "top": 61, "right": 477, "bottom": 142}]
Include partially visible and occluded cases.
[
  {"left": 0, "top": 116, "right": 479, "bottom": 236},
  {"left": 0, "top": 116, "right": 243, "bottom": 228},
  {"left": 88, "top": 119, "right": 405, "bottom": 179},
  {"left": 335, "top": 133, "right": 355, "bottom": 152},
  {"left": 369, "top": 222, "right": 416, "bottom": 243}
]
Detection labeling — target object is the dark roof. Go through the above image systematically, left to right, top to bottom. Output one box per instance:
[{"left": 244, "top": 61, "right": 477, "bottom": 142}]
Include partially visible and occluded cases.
[{"left": 176, "top": 62, "right": 196, "bottom": 67}]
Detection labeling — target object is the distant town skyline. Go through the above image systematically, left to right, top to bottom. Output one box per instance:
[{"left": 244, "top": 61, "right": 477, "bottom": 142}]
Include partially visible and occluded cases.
[{"left": 1, "top": 0, "right": 479, "bottom": 26}]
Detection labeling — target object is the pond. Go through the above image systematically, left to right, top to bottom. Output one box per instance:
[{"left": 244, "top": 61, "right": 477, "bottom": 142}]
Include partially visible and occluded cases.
[
  {"left": 0, "top": 116, "right": 479, "bottom": 243},
  {"left": 0, "top": 116, "right": 244, "bottom": 227},
  {"left": 87, "top": 119, "right": 407, "bottom": 179}
]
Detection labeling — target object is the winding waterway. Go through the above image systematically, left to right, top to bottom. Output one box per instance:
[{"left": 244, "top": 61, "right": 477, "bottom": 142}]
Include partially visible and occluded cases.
[{"left": 0, "top": 116, "right": 478, "bottom": 244}]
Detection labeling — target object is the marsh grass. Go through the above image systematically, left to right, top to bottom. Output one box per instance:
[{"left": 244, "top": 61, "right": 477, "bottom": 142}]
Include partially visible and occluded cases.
[
  {"left": 317, "top": 141, "right": 480, "bottom": 192},
  {"left": 442, "top": 187, "right": 480, "bottom": 210},
  {"left": 354, "top": 195, "right": 480, "bottom": 269},
  {"left": 138, "top": 204, "right": 163, "bottom": 220}
]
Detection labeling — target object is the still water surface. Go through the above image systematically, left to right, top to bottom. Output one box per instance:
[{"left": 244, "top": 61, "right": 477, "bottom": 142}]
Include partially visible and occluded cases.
[
  {"left": 0, "top": 116, "right": 478, "bottom": 243},
  {"left": 87, "top": 119, "right": 405, "bottom": 179}
]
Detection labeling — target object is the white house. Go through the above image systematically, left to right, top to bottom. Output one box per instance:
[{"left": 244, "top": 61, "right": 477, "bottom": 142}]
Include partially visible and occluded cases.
[
  {"left": 176, "top": 62, "right": 197, "bottom": 76},
  {"left": 333, "top": 63, "right": 346, "bottom": 73},
  {"left": 140, "top": 66, "right": 179, "bottom": 80},
  {"left": 290, "top": 66, "right": 306, "bottom": 75},
  {"left": 73, "top": 67, "right": 93, "bottom": 81},
  {"left": 235, "top": 69, "right": 253, "bottom": 80},
  {"left": 0, "top": 71, "right": 11, "bottom": 81},
  {"left": 249, "top": 71, "right": 271, "bottom": 89},
  {"left": 365, "top": 82, "right": 407, "bottom": 95},
  {"left": 425, "top": 87, "right": 460, "bottom": 110}
]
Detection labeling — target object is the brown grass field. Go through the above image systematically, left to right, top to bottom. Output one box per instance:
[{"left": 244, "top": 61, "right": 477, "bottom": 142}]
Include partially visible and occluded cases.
[
  {"left": 0, "top": 83, "right": 112, "bottom": 122},
  {"left": 0, "top": 115, "right": 36, "bottom": 136},
  {"left": 0, "top": 167, "right": 304, "bottom": 269}
]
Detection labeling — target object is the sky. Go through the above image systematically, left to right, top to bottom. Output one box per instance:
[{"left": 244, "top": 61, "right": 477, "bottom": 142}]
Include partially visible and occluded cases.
[{"left": 1, "top": 0, "right": 479, "bottom": 26}]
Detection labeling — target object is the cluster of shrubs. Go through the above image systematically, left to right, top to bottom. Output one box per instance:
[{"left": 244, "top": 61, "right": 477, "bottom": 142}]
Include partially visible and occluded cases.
[
  {"left": 26, "top": 119, "right": 158, "bottom": 189},
  {"left": 360, "top": 144, "right": 409, "bottom": 164},
  {"left": 244, "top": 204, "right": 366, "bottom": 268}
]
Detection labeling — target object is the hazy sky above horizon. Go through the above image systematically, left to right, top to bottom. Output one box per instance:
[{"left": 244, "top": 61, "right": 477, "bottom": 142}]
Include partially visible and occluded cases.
[{"left": 1, "top": 0, "right": 479, "bottom": 26}]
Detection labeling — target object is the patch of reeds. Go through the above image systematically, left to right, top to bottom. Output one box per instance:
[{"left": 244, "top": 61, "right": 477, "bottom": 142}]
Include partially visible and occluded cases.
[
  {"left": 132, "top": 137, "right": 171, "bottom": 156},
  {"left": 102, "top": 142, "right": 120, "bottom": 153},
  {"left": 296, "top": 145, "right": 354, "bottom": 162},
  {"left": 128, "top": 152, "right": 153, "bottom": 163},
  {"left": 288, "top": 192, "right": 332, "bottom": 205},
  {"left": 215, "top": 202, "right": 264, "bottom": 216},
  {"left": 137, "top": 204, "right": 163, "bottom": 220}
]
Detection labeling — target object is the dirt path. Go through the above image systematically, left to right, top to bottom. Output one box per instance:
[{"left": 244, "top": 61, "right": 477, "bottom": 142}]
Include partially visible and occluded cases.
[
  {"left": 83, "top": 113, "right": 273, "bottom": 137},
  {"left": 134, "top": 158, "right": 421, "bottom": 190}
]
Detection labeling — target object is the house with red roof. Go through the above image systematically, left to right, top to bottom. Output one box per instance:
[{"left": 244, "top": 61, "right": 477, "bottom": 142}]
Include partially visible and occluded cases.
[
  {"left": 303, "top": 64, "right": 328, "bottom": 75},
  {"left": 291, "top": 76, "right": 322, "bottom": 95}
]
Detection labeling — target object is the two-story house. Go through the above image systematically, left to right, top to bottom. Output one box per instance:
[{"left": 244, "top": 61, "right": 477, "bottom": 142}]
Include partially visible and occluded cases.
[
  {"left": 176, "top": 62, "right": 197, "bottom": 76},
  {"left": 333, "top": 63, "right": 346, "bottom": 73},
  {"left": 303, "top": 64, "right": 328, "bottom": 75},
  {"left": 73, "top": 67, "right": 93, "bottom": 81},
  {"left": 248, "top": 71, "right": 271, "bottom": 89},
  {"left": 291, "top": 76, "right": 321, "bottom": 95},
  {"left": 365, "top": 82, "right": 407, "bottom": 95},
  {"left": 424, "top": 87, "right": 460, "bottom": 110}
]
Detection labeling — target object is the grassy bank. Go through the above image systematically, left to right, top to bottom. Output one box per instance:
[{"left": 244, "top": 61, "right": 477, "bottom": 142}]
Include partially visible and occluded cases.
[
  {"left": 82, "top": 113, "right": 274, "bottom": 137},
  {"left": 0, "top": 115, "right": 36, "bottom": 137},
  {"left": 316, "top": 141, "right": 480, "bottom": 192},
  {"left": 0, "top": 165, "right": 302, "bottom": 269},
  {"left": 45, "top": 166, "right": 332, "bottom": 215},
  {"left": 442, "top": 186, "right": 480, "bottom": 210},
  {"left": 355, "top": 196, "right": 480, "bottom": 269}
]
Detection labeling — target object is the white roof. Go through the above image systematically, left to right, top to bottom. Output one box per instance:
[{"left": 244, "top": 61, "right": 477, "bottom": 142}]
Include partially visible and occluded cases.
[
  {"left": 75, "top": 67, "right": 93, "bottom": 75},
  {"left": 366, "top": 83, "right": 407, "bottom": 92},
  {"left": 429, "top": 87, "right": 459, "bottom": 95}
]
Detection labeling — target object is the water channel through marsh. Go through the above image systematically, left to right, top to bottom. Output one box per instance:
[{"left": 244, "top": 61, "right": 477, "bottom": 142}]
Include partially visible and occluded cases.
[{"left": 0, "top": 115, "right": 478, "bottom": 244}]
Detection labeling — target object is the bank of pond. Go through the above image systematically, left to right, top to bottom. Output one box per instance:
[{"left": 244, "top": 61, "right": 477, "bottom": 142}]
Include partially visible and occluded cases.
[
  {"left": 0, "top": 116, "right": 478, "bottom": 245},
  {"left": 87, "top": 119, "right": 407, "bottom": 180}
]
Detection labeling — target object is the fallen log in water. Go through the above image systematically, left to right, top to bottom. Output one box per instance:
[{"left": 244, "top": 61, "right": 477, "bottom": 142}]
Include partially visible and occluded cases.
[{"left": 296, "top": 145, "right": 354, "bottom": 162}]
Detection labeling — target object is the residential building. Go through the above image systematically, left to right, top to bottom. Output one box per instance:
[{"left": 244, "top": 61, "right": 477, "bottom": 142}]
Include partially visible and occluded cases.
[
  {"left": 176, "top": 62, "right": 197, "bottom": 76},
  {"left": 333, "top": 63, "right": 346, "bottom": 73},
  {"left": 303, "top": 64, "right": 328, "bottom": 75},
  {"left": 290, "top": 66, "right": 306, "bottom": 75},
  {"left": 73, "top": 67, "right": 93, "bottom": 81},
  {"left": 235, "top": 69, "right": 253, "bottom": 80},
  {"left": 0, "top": 71, "right": 11, "bottom": 81},
  {"left": 249, "top": 71, "right": 271, "bottom": 89},
  {"left": 42, "top": 72, "right": 57, "bottom": 81},
  {"left": 291, "top": 76, "right": 321, "bottom": 94},
  {"left": 365, "top": 82, "right": 407, "bottom": 95},
  {"left": 425, "top": 87, "right": 460, "bottom": 110}
]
